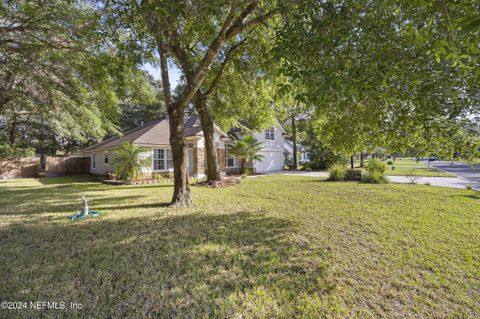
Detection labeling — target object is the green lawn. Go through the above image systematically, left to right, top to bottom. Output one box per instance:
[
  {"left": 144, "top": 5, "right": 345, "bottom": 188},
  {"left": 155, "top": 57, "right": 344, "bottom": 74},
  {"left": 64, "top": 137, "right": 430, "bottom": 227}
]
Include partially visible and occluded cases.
[
  {"left": 360, "top": 158, "right": 453, "bottom": 177},
  {"left": 363, "top": 158, "right": 427, "bottom": 167},
  {"left": 391, "top": 158, "right": 427, "bottom": 166},
  {"left": 386, "top": 166, "right": 456, "bottom": 177},
  {"left": 1, "top": 175, "right": 479, "bottom": 318}
]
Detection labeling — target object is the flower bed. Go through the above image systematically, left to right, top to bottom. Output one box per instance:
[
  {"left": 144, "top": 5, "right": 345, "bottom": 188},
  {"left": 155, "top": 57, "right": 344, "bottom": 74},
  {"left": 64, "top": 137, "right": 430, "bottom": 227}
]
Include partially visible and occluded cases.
[
  {"left": 195, "top": 176, "right": 242, "bottom": 188},
  {"left": 103, "top": 179, "right": 161, "bottom": 185}
]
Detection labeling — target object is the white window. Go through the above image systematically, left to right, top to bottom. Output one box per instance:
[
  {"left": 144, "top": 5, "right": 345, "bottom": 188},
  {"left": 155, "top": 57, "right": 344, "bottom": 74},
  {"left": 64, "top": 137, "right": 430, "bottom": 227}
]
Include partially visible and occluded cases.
[
  {"left": 265, "top": 127, "right": 275, "bottom": 140},
  {"left": 226, "top": 145, "right": 235, "bottom": 167},
  {"left": 153, "top": 148, "right": 174, "bottom": 171},
  {"left": 104, "top": 151, "right": 109, "bottom": 165},
  {"left": 92, "top": 152, "right": 96, "bottom": 169}
]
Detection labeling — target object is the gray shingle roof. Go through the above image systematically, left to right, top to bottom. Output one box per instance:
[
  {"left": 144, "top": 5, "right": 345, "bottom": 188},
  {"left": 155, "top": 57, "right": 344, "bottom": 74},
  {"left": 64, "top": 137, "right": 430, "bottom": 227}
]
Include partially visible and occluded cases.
[{"left": 82, "top": 115, "right": 206, "bottom": 152}]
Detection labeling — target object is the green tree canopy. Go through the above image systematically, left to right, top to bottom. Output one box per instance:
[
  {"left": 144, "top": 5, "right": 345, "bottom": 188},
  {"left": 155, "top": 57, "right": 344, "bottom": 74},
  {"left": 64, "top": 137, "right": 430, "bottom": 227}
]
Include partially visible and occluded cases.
[
  {"left": 0, "top": 0, "right": 159, "bottom": 156},
  {"left": 274, "top": 0, "right": 480, "bottom": 159}
]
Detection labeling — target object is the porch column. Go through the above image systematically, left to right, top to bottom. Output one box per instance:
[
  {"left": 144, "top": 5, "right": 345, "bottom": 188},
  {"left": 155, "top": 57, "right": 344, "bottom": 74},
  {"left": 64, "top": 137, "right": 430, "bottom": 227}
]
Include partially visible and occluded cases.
[
  {"left": 193, "top": 147, "right": 205, "bottom": 177},
  {"left": 217, "top": 148, "right": 226, "bottom": 172}
]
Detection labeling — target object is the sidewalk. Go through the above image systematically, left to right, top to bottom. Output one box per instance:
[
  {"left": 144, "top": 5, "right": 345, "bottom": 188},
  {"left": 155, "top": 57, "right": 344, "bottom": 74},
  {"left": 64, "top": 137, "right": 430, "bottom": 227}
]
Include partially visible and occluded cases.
[{"left": 386, "top": 175, "right": 480, "bottom": 190}]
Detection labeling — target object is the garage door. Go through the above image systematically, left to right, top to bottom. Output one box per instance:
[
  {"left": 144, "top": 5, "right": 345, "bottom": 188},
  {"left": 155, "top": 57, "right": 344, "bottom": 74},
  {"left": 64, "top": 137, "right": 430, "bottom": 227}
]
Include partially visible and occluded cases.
[{"left": 255, "top": 151, "right": 284, "bottom": 172}]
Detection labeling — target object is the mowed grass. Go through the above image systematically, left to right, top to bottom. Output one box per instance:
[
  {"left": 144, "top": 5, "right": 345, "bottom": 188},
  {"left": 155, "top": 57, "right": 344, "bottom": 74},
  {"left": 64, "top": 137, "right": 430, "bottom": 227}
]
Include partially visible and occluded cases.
[
  {"left": 363, "top": 158, "right": 426, "bottom": 167},
  {"left": 365, "top": 158, "right": 454, "bottom": 177},
  {"left": 391, "top": 158, "right": 427, "bottom": 166},
  {"left": 386, "top": 166, "right": 456, "bottom": 177},
  {"left": 1, "top": 175, "right": 479, "bottom": 318}
]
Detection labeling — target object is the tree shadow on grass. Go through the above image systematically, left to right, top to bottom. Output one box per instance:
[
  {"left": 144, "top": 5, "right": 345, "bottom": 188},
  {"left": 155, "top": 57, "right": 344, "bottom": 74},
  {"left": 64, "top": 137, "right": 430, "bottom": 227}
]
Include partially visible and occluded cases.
[
  {"left": 37, "top": 174, "right": 101, "bottom": 185},
  {"left": 0, "top": 181, "right": 149, "bottom": 216},
  {"left": 455, "top": 193, "right": 480, "bottom": 200},
  {"left": 94, "top": 202, "right": 171, "bottom": 211},
  {"left": 1, "top": 212, "right": 335, "bottom": 318}
]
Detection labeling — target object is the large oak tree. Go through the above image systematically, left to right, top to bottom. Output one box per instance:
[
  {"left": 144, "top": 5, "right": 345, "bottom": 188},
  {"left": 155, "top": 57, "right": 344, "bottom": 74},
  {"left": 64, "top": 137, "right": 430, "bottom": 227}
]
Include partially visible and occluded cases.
[{"left": 120, "top": 0, "right": 286, "bottom": 206}]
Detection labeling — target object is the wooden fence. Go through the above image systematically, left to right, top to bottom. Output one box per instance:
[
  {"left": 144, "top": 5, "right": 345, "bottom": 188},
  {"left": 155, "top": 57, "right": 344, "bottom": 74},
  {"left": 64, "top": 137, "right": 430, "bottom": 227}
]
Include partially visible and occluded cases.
[
  {"left": 0, "top": 157, "right": 40, "bottom": 179},
  {"left": 46, "top": 157, "right": 90, "bottom": 177}
]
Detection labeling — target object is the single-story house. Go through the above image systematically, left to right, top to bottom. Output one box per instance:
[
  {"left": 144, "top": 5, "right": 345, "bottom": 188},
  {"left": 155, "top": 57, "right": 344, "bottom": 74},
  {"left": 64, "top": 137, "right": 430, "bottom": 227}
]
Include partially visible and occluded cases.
[
  {"left": 81, "top": 115, "right": 286, "bottom": 178},
  {"left": 284, "top": 140, "right": 309, "bottom": 163}
]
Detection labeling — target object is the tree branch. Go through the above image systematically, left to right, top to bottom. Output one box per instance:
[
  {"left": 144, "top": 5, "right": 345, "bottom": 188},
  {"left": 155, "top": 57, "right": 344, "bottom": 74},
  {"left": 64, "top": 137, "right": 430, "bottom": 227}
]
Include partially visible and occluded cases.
[
  {"left": 174, "top": 6, "right": 238, "bottom": 111},
  {"left": 225, "top": 6, "right": 279, "bottom": 41},
  {"left": 205, "top": 37, "right": 248, "bottom": 96},
  {"left": 156, "top": 38, "right": 172, "bottom": 107}
]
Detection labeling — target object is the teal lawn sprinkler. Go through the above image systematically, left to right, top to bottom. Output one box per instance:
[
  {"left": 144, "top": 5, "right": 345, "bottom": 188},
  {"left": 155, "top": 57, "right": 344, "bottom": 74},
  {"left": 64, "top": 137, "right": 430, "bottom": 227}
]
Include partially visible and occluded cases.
[{"left": 69, "top": 196, "right": 100, "bottom": 221}]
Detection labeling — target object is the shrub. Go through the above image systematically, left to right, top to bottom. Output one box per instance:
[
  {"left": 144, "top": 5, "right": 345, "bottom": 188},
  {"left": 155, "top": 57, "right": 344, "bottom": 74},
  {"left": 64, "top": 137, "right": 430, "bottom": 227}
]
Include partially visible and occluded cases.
[
  {"left": 111, "top": 142, "right": 151, "bottom": 181},
  {"left": 0, "top": 144, "right": 34, "bottom": 158},
  {"left": 306, "top": 147, "right": 348, "bottom": 170},
  {"left": 284, "top": 158, "right": 293, "bottom": 168},
  {"left": 362, "top": 158, "right": 387, "bottom": 183},
  {"left": 387, "top": 160, "right": 394, "bottom": 165},
  {"left": 302, "top": 161, "right": 311, "bottom": 170},
  {"left": 328, "top": 163, "right": 347, "bottom": 181},
  {"left": 242, "top": 168, "right": 254, "bottom": 177},
  {"left": 405, "top": 168, "right": 421, "bottom": 184},
  {"left": 345, "top": 169, "right": 362, "bottom": 181},
  {"left": 106, "top": 170, "right": 116, "bottom": 180},
  {"left": 162, "top": 171, "right": 174, "bottom": 180},
  {"left": 152, "top": 172, "right": 164, "bottom": 181},
  {"left": 466, "top": 184, "right": 473, "bottom": 190}
]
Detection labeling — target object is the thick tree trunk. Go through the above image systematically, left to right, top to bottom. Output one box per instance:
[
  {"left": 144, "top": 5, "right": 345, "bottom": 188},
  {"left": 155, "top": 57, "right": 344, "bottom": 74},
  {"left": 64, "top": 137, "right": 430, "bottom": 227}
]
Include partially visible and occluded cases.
[
  {"left": 155, "top": 40, "right": 190, "bottom": 207},
  {"left": 193, "top": 93, "right": 221, "bottom": 183},
  {"left": 0, "top": 96, "right": 10, "bottom": 116},
  {"left": 168, "top": 105, "right": 192, "bottom": 207},
  {"left": 291, "top": 115, "right": 298, "bottom": 170},
  {"left": 8, "top": 118, "right": 16, "bottom": 145},
  {"left": 39, "top": 118, "right": 46, "bottom": 169},
  {"left": 51, "top": 134, "right": 56, "bottom": 156},
  {"left": 360, "top": 152, "right": 364, "bottom": 167},
  {"left": 350, "top": 155, "right": 354, "bottom": 169},
  {"left": 240, "top": 157, "right": 246, "bottom": 174}
]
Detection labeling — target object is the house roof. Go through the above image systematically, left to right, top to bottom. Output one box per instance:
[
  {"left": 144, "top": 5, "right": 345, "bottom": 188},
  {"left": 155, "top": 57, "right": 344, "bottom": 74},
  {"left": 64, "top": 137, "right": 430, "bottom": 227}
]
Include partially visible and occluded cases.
[
  {"left": 82, "top": 115, "right": 230, "bottom": 152},
  {"left": 284, "top": 140, "right": 304, "bottom": 154}
]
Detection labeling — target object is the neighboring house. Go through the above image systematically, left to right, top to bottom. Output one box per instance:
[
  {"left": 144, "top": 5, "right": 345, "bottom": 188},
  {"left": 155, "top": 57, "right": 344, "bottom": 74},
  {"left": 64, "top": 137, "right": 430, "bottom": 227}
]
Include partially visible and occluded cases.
[
  {"left": 81, "top": 116, "right": 286, "bottom": 177},
  {"left": 228, "top": 119, "right": 286, "bottom": 173},
  {"left": 284, "top": 140, "right": 309, "bottom": 163}
]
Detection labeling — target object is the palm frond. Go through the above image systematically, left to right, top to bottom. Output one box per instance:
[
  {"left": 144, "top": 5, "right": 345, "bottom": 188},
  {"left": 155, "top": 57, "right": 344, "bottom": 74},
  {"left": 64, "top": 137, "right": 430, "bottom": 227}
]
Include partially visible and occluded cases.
[
  {"left": 229, "top": 136, "right": 264, "bottom": 167},
  {"left": 112, "top": 141, "right": 151, "bottom": 181}
]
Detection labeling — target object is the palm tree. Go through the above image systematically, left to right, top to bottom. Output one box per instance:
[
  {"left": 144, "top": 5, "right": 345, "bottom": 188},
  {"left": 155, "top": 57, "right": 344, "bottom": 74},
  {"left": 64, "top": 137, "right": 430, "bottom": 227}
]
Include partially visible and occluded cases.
[
  {"left": 229, "top": 136, "right": 264, "bottom": 174},
  {"left": 111, "top": 141, "right": 151, "bottom": 181}
]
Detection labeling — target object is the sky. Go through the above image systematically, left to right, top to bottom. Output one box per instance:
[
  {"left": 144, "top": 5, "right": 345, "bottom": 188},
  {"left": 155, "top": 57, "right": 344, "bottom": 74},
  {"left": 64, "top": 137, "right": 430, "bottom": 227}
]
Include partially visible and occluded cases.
[{"left": 142, "top": 62, "right": 182, "bottom": 88}]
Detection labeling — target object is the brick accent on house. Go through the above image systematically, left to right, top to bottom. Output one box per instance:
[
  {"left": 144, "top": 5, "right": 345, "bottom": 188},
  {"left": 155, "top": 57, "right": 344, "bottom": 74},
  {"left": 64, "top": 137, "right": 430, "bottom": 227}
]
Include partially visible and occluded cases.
[
  {"left": 193, "top": 147, "right": 205, "bottom": 176},
  {"left": 217, "top": 148, "right": 226, "bottom": 172}
]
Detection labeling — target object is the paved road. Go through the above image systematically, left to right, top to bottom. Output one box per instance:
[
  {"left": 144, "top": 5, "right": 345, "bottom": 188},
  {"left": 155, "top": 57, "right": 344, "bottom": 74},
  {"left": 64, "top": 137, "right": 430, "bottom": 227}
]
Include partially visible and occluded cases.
[{"left": 430, "top": 161, "right": 480, "bottom": 182}]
